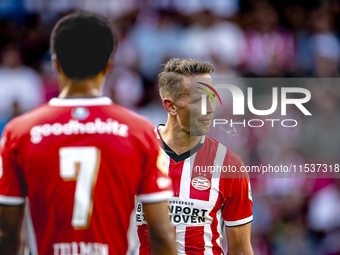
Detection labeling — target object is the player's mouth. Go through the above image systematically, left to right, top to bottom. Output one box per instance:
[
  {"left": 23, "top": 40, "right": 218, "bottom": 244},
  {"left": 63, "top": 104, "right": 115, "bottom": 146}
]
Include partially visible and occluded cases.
[{"left": 199, "top": 118, "right": 212, "bottom": 125}]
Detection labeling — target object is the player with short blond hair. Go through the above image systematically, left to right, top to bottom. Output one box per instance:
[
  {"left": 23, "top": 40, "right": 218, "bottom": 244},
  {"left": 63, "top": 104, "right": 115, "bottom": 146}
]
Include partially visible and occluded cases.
[{"left": 136, "top": 58, "right": 254, "bottom": 255}]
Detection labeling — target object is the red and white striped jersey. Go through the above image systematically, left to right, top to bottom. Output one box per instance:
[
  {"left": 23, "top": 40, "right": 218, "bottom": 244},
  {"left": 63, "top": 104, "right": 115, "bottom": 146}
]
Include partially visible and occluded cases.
[{"left": 136, "top": 126, "right": 253, "bottom": 254}]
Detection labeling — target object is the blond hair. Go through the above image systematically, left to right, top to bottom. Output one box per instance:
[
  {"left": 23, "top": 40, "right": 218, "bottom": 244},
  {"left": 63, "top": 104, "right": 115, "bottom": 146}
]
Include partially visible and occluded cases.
[{"left": 158, "top": 58, "right": 214, "bottom": 100}]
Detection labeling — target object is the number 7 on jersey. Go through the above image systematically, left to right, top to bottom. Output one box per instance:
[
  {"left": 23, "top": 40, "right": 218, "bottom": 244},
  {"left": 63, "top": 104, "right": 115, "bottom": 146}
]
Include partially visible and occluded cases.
[{"left": 59, "top": 147, "right": 101, "bottom": 229}]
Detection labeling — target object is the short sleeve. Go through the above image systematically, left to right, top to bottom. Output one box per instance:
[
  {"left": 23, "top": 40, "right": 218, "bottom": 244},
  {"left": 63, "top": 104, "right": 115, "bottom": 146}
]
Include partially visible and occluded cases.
[
  {"left": 0, "top": 126, "right": 25, "bottom": 205},
  {"left": 137, "top": 127, "right": 173, "bottom": 204},
  {"left": 222, "top": 159, "right": 253, "bottom": 227}
]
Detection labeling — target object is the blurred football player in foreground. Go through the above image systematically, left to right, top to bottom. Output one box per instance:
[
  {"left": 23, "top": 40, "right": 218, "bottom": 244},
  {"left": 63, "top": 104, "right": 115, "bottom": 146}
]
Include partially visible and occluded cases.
[{"left": 0, "top": 12, "right": 176, "bottom": 255}]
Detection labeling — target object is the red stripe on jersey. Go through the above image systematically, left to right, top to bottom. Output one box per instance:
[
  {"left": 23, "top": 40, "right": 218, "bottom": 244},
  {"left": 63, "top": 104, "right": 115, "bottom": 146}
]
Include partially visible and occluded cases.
[
  {"left": 189, "top": 140, "right": 218, "bottom": 201},
  {"left": 169, "top": 159, "right": 184, "bottom": 197},
  {"left": 138, "top": 225, "right": 151, "bottom": 254},
  {"left": 185, "top": 226, "right": 205, "bottom": 254}
]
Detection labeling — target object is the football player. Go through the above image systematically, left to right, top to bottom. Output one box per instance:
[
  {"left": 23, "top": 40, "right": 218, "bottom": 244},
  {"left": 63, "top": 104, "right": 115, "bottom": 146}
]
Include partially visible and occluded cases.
[
  {"left": 0, "top": 12, "right": 176, "bottom": 255},
  {"left": 136, "top": 58, "right": 253, "bottom": 254}
]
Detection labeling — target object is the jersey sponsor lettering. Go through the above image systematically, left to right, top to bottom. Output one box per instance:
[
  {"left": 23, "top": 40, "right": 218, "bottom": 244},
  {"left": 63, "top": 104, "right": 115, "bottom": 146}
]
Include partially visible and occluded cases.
[
  {"left": 30, "top": 118, "right": 128, "bottom": 144},
  {"left": 136, "top": 200, "right": 208, "bottom": 225},
  {"left": 169, "top": 203, "right": 207, "bottom": 225}
]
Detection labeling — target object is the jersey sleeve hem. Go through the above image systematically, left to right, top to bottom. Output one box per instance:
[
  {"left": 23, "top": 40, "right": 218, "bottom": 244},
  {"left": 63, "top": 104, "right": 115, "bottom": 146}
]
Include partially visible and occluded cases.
[
  {"left": 138, "top": 190, "right": 173, "bottom": 204},
  {"left": 0, "top": 195, "right": 25, "bottom": 205},
  {"left": 224, "top": 215, "right": 253, "bottom": 227}
]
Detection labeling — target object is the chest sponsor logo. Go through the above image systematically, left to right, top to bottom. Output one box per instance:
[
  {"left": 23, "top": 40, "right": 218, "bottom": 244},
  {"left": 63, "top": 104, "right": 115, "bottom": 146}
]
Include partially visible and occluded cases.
[
  {"left": 191, "top": 176, "right": 211, "bottom": 190},
  {"left": 135, "top": 202, "right": 209, "bottom": 225}
]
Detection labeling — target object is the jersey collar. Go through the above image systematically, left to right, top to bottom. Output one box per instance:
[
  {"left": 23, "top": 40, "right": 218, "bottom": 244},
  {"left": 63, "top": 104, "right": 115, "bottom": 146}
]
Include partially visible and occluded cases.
[
  {"left": 49, "top": 97, "right": 112, "bottom": 106},
  {"left": 156, "top": 124, "right": 205, "bottom": 162}
]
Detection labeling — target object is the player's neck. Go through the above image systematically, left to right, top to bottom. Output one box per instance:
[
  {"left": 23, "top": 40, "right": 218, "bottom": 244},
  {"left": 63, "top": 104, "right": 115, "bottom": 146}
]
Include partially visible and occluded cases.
[
  {"left": 58, "top": 75, "right": 104, "bottom": 98},
  {"left": 160, "top": 121, "right": 201, "bottom": 156}
]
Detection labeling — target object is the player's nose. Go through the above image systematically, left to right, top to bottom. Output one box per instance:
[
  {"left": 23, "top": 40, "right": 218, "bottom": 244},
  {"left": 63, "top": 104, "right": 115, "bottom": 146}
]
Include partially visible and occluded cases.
[{"left": 206, "top": 96, "right": 216, "bottom": 114}]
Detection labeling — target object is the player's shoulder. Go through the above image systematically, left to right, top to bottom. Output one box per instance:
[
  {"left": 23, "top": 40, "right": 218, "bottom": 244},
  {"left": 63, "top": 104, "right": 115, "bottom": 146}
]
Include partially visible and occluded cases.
[
  {"left": 2, "top": 98, "right": 158, "bottom": 148},
  {"left": 3, "top": 103, "right": 50, "bottom": 136},
  {"left": 205, "top": 135, "right": 243, "bottom": 165},
  {"left": 205, "top": 136, "right": 249, "bottom": 183}
]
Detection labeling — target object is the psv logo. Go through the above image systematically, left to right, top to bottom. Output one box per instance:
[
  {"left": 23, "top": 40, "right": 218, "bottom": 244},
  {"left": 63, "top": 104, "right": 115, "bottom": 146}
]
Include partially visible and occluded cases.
[{"left": 192, "top": 177, "right": 211, "bottom": 191}]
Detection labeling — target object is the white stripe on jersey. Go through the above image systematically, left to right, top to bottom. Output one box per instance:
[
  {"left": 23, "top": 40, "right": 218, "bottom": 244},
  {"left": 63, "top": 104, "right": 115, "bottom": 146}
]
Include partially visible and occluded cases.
[
  {"left": 49, "top": 97, "right": 112, "bottom": 106},
  {"left": 204, "top": 143, "right": 226, "bottom": 254},
  {"left": 176, "top": 156, "right": 196, "bottom": 253},
  {"left": 179, "top": 157, "right": 194, "bottom": 201},
  {"left": 138, "top": 190, "right": 173, "bottom": 204},
  {"left": 0, "top": 194, "right": 25, "bottom": 205},
  {"left": 26, "top": 198, "right": 38, "bottom": 255},
  {"left": 127, "top": 209, "right": 138, "bottom": 255},
  {"left": 216, "top": 209, "right": 224, "bottom": 249},
  {"left": 133, "top": 214, "right": 141, "bottom": 255},
  {"left": 224, "top": 215, "right": 253, "bottom": 227},
  {"left": 176, "top": 224, "right": 187, "bottom": 254},
  {"left": 203, "top": 224, "right": 213, "bottom": 254}
]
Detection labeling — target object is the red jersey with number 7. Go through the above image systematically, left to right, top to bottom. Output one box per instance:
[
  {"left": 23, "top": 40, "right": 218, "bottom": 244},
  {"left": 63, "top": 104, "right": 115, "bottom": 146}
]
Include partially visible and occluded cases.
[{"left": 0, "top": 97, "right": 173, "bottom": 255}]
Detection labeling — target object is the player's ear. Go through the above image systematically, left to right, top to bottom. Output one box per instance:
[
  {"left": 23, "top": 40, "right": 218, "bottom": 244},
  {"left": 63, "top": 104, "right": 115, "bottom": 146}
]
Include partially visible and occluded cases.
[
  {"left": 52, "top": 54, "right": 62, "bottom": 74},
  {"left": 103, "top": 58, "right": 113, "bottom": 76},
  {"left": 163, "top": 98, "right": 177, "bottom": 116}
]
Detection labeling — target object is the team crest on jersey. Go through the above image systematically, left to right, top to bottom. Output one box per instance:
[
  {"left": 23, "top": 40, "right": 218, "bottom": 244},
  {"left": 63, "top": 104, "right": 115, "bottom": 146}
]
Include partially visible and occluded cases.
[
  {"left": 72, "top": 107, "right": 89, "bottom": 120},
  {"left": 191, "top": 177, "right": 211, "bottom": 190}
]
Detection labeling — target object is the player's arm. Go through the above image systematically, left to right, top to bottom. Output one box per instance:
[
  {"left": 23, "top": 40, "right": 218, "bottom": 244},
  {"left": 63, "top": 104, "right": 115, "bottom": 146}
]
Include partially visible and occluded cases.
[
  {"left": 0, "top": 125, "right": 26, "bottom": 254},
  {"left": 137, "top": 125, "right": 176, "bottom": 254},
  {"left": 222, "top": 159, "right": 254, "bottom": 255},
  {"left": 143, "top": 201, "right": 176, "bottom": 255},
  {"left": 0, "top": 204, "right": 25, "bottom": 254},
  {"left": 226, "top": 223, "right": 253, "bottom": 255}
]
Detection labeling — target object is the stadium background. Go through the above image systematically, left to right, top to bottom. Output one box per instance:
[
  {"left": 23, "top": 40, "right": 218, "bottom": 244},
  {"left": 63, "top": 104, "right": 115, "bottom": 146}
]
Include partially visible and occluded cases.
[{"left": 1, "top": 0, "right": 340, "bottom": 254}]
